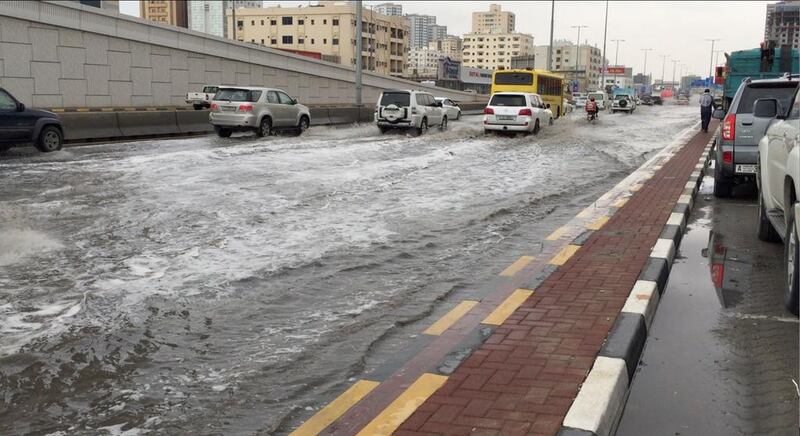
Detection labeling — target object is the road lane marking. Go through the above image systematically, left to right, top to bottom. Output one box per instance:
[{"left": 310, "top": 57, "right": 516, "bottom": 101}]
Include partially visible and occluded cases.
[
  {"left": 613, "top": 197, "right": 629, "bottom": 208},
  {"left": 586, "top": 216, "right": 609, "bottom": 230},
  {"left": 546, "top": 226, "right": 569, "bottom": 241},
  {"left": 549, "top": 244, "right": 581, "bottom": 266},
  {"left": 499, "top": 255, "right": 534, "bottom": 276},
  {"left": 482, "top": 288, "right": 534, "bottom": 325},
  {"left": 424, "top": 301, "right": 479, "bottom": 335},
  {"left": 356, "top": 373, "right": 448, "bottom": 436},
  {"left": 291, "top": 380, "right": 379, "bottom": 436}
]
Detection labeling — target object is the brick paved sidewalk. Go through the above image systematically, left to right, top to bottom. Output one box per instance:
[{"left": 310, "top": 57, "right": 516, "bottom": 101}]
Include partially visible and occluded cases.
[{"left": 395, "top": 127, "right": 714, "bottom": 436}]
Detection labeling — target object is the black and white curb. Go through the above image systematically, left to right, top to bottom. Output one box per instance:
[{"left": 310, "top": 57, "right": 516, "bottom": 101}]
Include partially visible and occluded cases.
[{"left": 557, "top": 132, "right": 716, "bottom": 436}]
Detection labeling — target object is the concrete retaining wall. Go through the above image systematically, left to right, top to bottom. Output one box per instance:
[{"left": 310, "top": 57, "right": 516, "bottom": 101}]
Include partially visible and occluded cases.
[{"left": 0, "top": 1, "right": 485, "bottom": 110}]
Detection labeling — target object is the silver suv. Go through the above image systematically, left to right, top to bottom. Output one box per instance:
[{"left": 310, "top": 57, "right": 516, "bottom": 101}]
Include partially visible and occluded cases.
[
  {"left": 209, "top": 87, "right": 311, "bottom": 138},
  {"left": 375, "top": 89, "right": 446, "bottom": 135}
]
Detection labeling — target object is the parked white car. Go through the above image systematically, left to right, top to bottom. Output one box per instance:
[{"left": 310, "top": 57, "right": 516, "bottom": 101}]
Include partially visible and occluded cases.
[
  {"left": 186, "top": 85, "right": 219, "bottom": 110},
  {"left": 375, "top": 89, "right": 447, "bottom": 135},
  {"left": 483, "top": 92, "right": 553, "bottom": 135},
  {"left": 755, "top": 95, "right": 800, "bottom": 314},
  {"left": 435, "top": 97, "right": 462, "bottom": 120}
]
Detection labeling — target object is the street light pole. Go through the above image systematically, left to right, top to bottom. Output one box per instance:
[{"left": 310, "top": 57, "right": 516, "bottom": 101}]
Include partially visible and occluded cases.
[
  {"left": 355, "top": 0, "right": 363, "bottom": 106},
  {"left": 547, "top": 0, "right": 555, "bottom": 71},
  {"left": 600, "top": 0, "right": 609, "bottom": 92},
  {"left": 571, "top": 25, "right": 588, "bottom": 91},
  {"left": 706, "top": 38, "right": 720, "bottom": 79},
  {"left": 611, "top": 39, "right": 625, "bottom": 86},
  {"left": 641, "top": 48, "right": 653, "bottom": 84},
  {"left": 659, "top": 54, "right": 669, "bottom": 87},
  {"left": 671, "top": 59, "right": 679, "bottom": 90}
]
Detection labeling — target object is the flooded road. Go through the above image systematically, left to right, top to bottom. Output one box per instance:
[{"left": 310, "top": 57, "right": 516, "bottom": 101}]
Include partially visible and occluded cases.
[{"left": 0, "top": 106, "right": 698, "bottom": 435}]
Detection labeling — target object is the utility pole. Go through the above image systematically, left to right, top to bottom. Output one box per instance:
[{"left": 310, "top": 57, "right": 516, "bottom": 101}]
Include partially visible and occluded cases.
[
  {"left": 355, "top": 0, "right": 363, "bottom": 106},
  {"left": 547, "top": 0, "right": 555, "bottom": 71},
  {"left": 600, "top": 0, "right": 609, "bottom": 92},
  {"left": 231, "top": 1, "right": 237, "bottom": 40},
  {"left": 571, "top": 25, "right": 588, "bottom": 91},
  {"left": 706, "top": 38, "right": 720, "bottom": 80},
  {"left": 611, "top": 39, "right": 625, "bottom": 87},
  {"left": 641, "top": 48, "right": 653, "bottom": 84},
  {"left": 659, "top": 54, "right": 669, "bottom": 87},
  {"left": 671, "top": 59, "right": 679, "bottom": 90}
]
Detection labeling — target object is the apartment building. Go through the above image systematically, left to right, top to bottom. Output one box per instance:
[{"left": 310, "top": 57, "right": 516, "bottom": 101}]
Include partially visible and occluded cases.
[
  {"left": 76, "top": 0, "right": 119, "bottom": 11},
  {"left": 140, "top": 0, "right": 188, "bottom": 28},
  {"left": 189, "top": 0, "right": 262, "bottom": 38},
  {"left": 228, "top": 1, "right": 409, "bottom": 77},
  {"left": 765, "top": 1, "right": 800, "bottom": 50},
  {"left": 374, "top": 3, "right": 402, "bottom": 17},
  {"left": 472, "top": 4, "right": 515, "bottom": 34},
  {"left": 406, "top": 14, "right": 447, "bottom": 49},
  {"left": 461, "top": 32, "right": 534, "bottom": 70},
  {"left": 429, "top": 35, "right": 463, "bottom": 61},
  {"left": 533, "top": 40, "right": 604, "bottom": 91},
  {"left": 408, "top": 47, "right": 446, "bottom": 79}
]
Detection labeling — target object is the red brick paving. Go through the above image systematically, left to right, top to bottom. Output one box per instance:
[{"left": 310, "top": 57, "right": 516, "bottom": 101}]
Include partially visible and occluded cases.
[{"left": 395, "top": 125, "right": 715, "bottom": 436}]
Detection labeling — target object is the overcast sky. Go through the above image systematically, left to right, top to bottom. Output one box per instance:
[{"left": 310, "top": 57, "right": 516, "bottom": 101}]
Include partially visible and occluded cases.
[{"left": 119, "top": 1, "right": 773, "bottom": 78}]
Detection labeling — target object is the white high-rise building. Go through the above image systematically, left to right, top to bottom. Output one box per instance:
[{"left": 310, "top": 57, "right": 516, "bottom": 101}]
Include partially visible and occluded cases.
[
  {"left": 189, "top": 0, "right": 262, "bottom": 38},
  {"left": 374, "top": 3, "right": 402, "bottom": 16},
  {"left": 406, "top": 14, "right": 445, "bottom": 49}
]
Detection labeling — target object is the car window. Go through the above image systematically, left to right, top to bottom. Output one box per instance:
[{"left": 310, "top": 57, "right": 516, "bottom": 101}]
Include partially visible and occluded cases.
[
  {"left": 737, "top": 83, "right": 797, "bottom": 115},
  {"left": 203, "top": 86, "right": 218, "bottom": 93},
  {"left": 215, "top": 88, "right": 260, "bottom": 102},
  {"left": 788, "top": 89, "right": 800, "bottom": 120},
  {"left": 0, "top": 90, "right": 16, "bottom": 110},
  {"left": 250, "top": 91, "right": 262, "bottom": 102},
  {"left": 267, "top": 91, "right": 279, "bottom": 104},
  {"left": 277, "top": 92, "right": 293, "bottom": 105},
  {"left": 381, "top": 92, "right": 410, "bottom": 107},
  {"left": 415, "top": 94, "right": 425, "bottom": 105},
  {"left": 426, "top": 94, "right": 435, "bottom": 105},
  {"left": 489, "top": 94, "right": 527, "bottom": 106},
  {"left": 444, "top": 99, "right": 453, "bottom": 106}
]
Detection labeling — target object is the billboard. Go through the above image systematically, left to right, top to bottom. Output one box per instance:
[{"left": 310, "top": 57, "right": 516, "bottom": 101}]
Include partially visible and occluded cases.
[
  {"left": 438, "top": 57, "right": 461, "bottom": 80},
  {"left": 459, "top": 66, "right": 492, "bottom": 84},
  {"left": 604, "top": 66, "right": 626, "bottom": 74}
]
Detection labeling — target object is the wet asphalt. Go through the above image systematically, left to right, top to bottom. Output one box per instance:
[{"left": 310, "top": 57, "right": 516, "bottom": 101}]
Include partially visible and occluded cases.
[{"left": 616, "top": 170, "right": 799, "bottom": 435}]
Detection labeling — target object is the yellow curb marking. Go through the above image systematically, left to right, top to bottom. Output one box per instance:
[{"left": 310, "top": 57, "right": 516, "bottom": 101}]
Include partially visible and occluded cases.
[
  {"left": 100, "top": 107, "right": 115, "bottom": 112},
  {"left": 51, "top": 108, "right": 65, "bottom": 112},
  {"left": 76, "top": 108, "right": 90, "bottom": 112},
  {"left": 630, "top": 183, "right": 643, "bottom": 192},
  {"left": 613, "top": 197, "right": 629, "bottom": 208},
  {"left": 576, "top": 207, "right": 594, "bottom": 218},
  {"left": 586, "top": 216, "right": 609, "bottom": 231},
  {"left": 545, "top": 226, "right": 569, "bottom": 241},
  {"left": 549, "top": 244, "right": 581, "bottom": 266},
  {"left": 499, "top": 255, "right": 535, "bottom": 277},
  {"left": 482, "top": 288, "right": 534, "bottom": 326},
  {"left": 423, "top": 300, "right": 479, "bottom": 335},
  {"left": 356, "top": 373, "right": 448, "bottom": 436},
  {"left": 290, "top": 380, "right": 379, "bottom": 436}
]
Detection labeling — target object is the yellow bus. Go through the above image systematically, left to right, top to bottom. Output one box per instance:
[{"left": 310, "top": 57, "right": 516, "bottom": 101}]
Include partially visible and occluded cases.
[{"left": 491, "top": 69, "right": 565, "bottom": 118}]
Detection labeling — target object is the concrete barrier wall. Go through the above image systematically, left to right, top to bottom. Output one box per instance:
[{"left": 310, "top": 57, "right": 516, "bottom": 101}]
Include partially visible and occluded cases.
[{"left": 0, "top": 1, "right": 487, "bottom": 110}]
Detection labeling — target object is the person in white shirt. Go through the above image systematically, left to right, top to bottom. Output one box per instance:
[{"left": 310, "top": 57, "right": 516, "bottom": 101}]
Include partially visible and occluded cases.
[{"left": 699, "top": 89, "right": 716, "bottom": 133}]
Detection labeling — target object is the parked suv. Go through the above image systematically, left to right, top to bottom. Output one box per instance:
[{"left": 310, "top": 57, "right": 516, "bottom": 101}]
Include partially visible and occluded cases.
[
  {"left": 712, "top": 76, "right": 799, "bottom": 197},
  {"left": 0, "top": 87, "right": 64, "bottom": 153},
  {"left": 209, "top": 87, "right": 310, "bottom": 138},
  {"left": 375, "top": 90, "right": 446, "bottom": 135},
  {"left": 483, "top": 92, "right": 553, "bottom": 135},
  {"left": 611, "top": 94, "right": 636, "bottom": 113},
  {"left": 754, "top": 94, "right": 800, "bottom": 314}
]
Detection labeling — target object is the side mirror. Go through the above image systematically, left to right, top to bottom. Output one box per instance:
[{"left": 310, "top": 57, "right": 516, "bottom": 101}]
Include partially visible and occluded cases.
[
  {"left": 291, "top": 98, "right": 298, "bottom": 105},
  {"left": 753, "top": 98, "right": 778, "bottom": 118},
  {"left": 436, "top": 101, "right": 443, "bottom": 107},
  {"left": 16, "top": 102, "right": 24, "bottom": 112},
  {"left": 546, "top": 103, "right": 551, "bottom": 109},
  {"left": 712, "top": 108, "right": 726, "bottom": 119}
]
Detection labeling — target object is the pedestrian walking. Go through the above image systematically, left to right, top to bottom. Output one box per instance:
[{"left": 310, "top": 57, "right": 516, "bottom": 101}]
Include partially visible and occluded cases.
[{"left": 699, "top": 88, "right": 716, "bottom": 133}]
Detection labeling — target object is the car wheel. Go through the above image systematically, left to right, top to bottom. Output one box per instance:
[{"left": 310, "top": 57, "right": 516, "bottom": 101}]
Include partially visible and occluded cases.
[
  {"left": 193, "top": 104, "right": 204, "bottom": 110},
  {"left": 456, "top": 111, "right": 461, "bottom": 120},
  {"left": 296, "top": 115, "right": 310, "bottom": 136},
  {"left": 255, "top": 116, "right": 272, "bottom": 137},
  {"left": 440, "top": 116, "right": 448, "bottom": 131},
  {"left": 548, "top": 117, "right": 554, "bottom": 126},
  {"left": 416, "top": 118, "right": 428, "bottom": 136},
  {"left": 532, "top": 119, "right": 540, "bottom": 135},
  {"left": 35, "top": 125, "right": 63, "bottom": 153},
  {"left": 378, "top": 125, "right": 389, "bottom": 134},
  {"left": 215, "top": 127, "right": 232, "bottom": 138},
  {"left": 0, "top": 145, "right": 12, "bottom": 153},
  {"left": 713, "top": 157, "right": 731, "bottom": 198},
  {"left": 757, "top": 191, "right": 781, "bottom": 242},
  {"left": 785, "top": 205, "right": 799, "bottom": 315}
]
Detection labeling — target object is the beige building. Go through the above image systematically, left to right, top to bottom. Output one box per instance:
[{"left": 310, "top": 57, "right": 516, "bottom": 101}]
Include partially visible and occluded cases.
[
  {"left": 140, "top": 0, "right": 188, "bottom": 28},
  {"left": 227, "top": 1, "right": 409, "bottom": 77},
  {"left": 472, "top": 4, "right": 515, "bottom": 34},
  {"left": 462, "top": 32, "right": 534, "bottom": 70},
  {"left": 429, "top": 35, "right": 463, "bottom": 61},
  {"left": 533, "top": 40, "right": 605, "bottom": 91},
  {"left": 408, "top": 47, "right": 445, "bottom": 79}
]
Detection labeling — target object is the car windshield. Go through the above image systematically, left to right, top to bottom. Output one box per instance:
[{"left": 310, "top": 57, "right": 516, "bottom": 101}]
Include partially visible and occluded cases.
[
  {"left": 494, "top": 72, "right": 533, "bottom": 85},
  {"left": 737, "top": 83, "right": 798, "bottom": 115},
  {"left": 214, "top": 88, "right": 259, "bottom": 102},
  {"left": 380, "top": 92, "right": 411, "bottom": 106},
  {"left": 589, "top": 93, "right": 604, "bottom": 100},
  {"left": 490, "top": 94, "right": 527, "bottom": 106},
  {"left": 615, "top": 95, "right": 629, "bottom": 100}
]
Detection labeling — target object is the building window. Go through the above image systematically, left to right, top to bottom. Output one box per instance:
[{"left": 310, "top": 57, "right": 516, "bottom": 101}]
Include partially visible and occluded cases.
[
  {"left": 282, "top": 17, "right": 293, "bottom": 25},
  {"left": 332, "top": 18, "right": 339, "bottom": 26},
  {"left": 270, "top": 19, "right": 277, "bottom": 25},
  {"left": 298, "top": 19, "right": 304, "bottom": 25},
  {"left": 311, "top": 19, "right": 315, "bottom": 25},
  {"left": 323, "top": 19, "right": 327, "bottom": 24},
  {"left": 237, "top": 20, "right": 243, "bottom": 27},
  {"left": 251, "top": 20, "right": 255, "bottom": 25},
  {"left": 260, "top": 20, "right": 264, "bottom": 25},
  {"left": 282, "top": 35, "right": 293, "bottom": 44},
  {"left": 271, "top": 38, "right": 277, "bottom": 44},
  {"left": 299, "top": 38, "right": 305, "bottom": 44},
  {"left": 311, "top": 38, "right": 315, "bottom": 44},
  {"left": 323, "top": 38, "right": 327, "bottom": 44},
  {"left": 332, "top": 38, "right": 339, "bottom": 45},
  {"left": 261, "top": 39, "right": 265, "bottom": 44}
]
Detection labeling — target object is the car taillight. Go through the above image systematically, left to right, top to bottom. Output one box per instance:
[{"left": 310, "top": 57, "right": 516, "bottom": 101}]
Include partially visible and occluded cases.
[
  {"left": 210, "top": 103, "right": 219, "bottom": 111},
  {"left": 238, "top": 104, "right": 254, "bottom": 112},
  {"left": 484, "top": 107, "right": 494, "bottom": 114},
  {"left": 518, "top": 108, "right": 532, "bottom": 116},
  {"left": 722, "top": 114, "right": 735, "bottom": 140},
  {"left": 722, "top": 150, "right": 733, "bottom": 164}
]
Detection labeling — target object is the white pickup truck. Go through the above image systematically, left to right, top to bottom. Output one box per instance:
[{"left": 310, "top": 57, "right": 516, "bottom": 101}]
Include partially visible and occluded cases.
[
  {"left": 186, "top": 85, "right": 219, "bottom": 110},
  {"left": 755, "top": 94, "right": 800, "bottom": 314}
]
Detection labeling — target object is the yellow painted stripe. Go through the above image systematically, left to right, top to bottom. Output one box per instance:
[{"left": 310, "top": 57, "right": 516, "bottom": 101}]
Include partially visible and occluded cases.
[
  {"left": 100, "top": 107, "right": 115, "bottom": 112},
  {"left": 124, "top": 107, "right": 136, "bottom": 111},
  {"left": 51, "top": 108, "right": 65, "bottom": 112},
  {"left": 630, "top": 183, "right": 643, "bottom": 192},
  {"left": 613, "top": 197, "right": 629, "bottom": 208},
  {"left": 577, "top": 207, "right": 594, "bottom": 218},
  {"left": 586, "top": 215, "right": 609, "bottom": 231},
  {"left": 545, "top": 226, "right": 569, "bottom": 241},
  {"left": 548, "top": 244, "right": 581, "bottom": 266},
  {"left": 499, "top": 255, "right": 534, "bottom": 277},
  {"left": 482, "top": 288, "right": 534, "bottom": 325},
  {"left": 423, "top": 300, "right": 479, "bottom": 335},
  {"left": 356, "top": 373, "right": 448, "bottom": 436},
  {"left": 290, "top": 380, "right": 379, "bottom": 436}
]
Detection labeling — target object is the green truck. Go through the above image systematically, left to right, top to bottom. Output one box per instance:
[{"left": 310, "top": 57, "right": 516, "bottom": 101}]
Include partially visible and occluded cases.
[{"left": 722, "top": 46, "right": 799, "bottom": 110}]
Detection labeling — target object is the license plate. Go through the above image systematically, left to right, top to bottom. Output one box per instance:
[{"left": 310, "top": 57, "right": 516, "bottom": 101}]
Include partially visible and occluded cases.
[
  {"left": 221, "top": 106, "right": 237, "bottom": 112},
  {"left": 384, "top": 108, "right": 398, "bottom": 112},
  {"left": 497, "top": 115, "right": 516, "bottom": 120},
  {"left": 735, "top": 164, "right": 757, "bottom": 174}
]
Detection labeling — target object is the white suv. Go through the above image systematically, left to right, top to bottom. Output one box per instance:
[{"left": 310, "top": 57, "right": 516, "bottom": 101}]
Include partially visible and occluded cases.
[
  {"left": 375, "top": 90, "right": 447, "bottom": 135},
  {"left": 483, "top": 92, "right": 553, "bottom": 135},
  {"left": 611, "top": 94, "right": 636, "bottom": 113},
  {"left": 755, "top": 95, "right": 800, "bottom": 314}
]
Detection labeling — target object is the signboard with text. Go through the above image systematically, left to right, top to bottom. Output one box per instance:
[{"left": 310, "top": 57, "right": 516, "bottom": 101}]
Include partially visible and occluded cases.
[
  {"left": 438, "top": 57, "right": 461, "bottom": 80},
  {"left": 459, "top": 66, "right": 492, "bottom": 84},
  {"left": 604, "top": 66, "right": 626, "bottom": 74}
]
